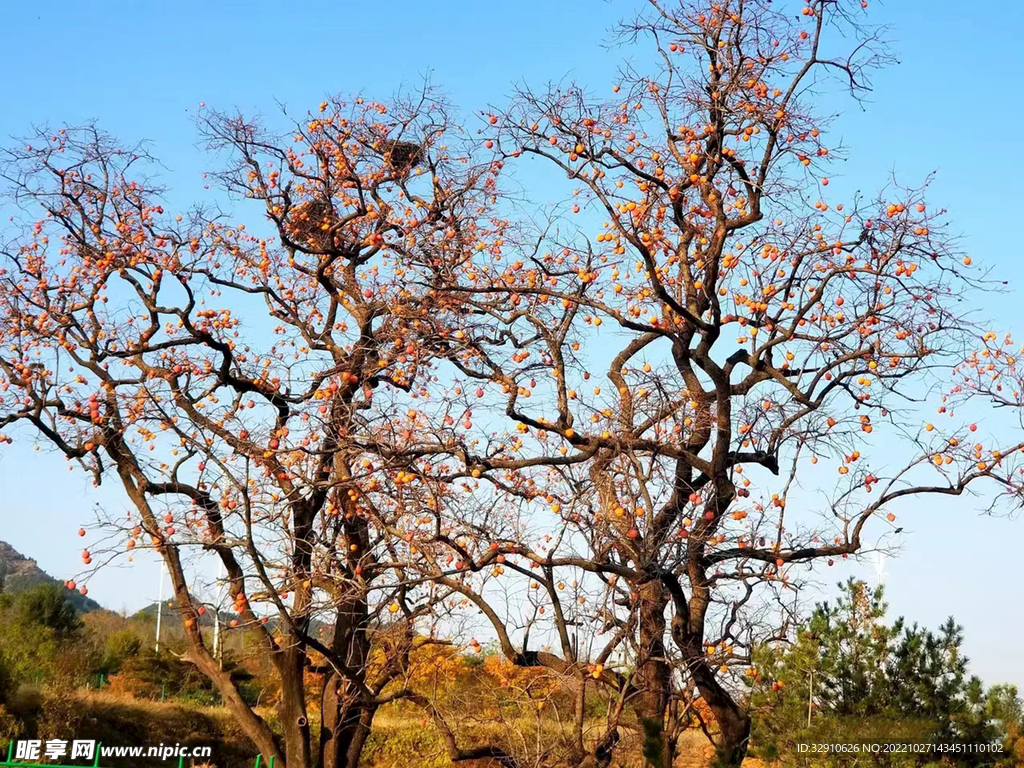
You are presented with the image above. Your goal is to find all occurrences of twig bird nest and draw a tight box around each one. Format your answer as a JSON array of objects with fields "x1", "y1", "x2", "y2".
[
  {"x1": 381, "y1": 140, "x2": 422, "y2": 171},
  {"x1": 286, "y1": 198, "x2": 338, "y2": 250}
]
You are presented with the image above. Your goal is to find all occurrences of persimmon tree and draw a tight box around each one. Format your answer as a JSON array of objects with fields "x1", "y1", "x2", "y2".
[
  {"x1": 0, "y1": 95, "x2": 506, "y2": 768},
  {"x1": 377, "y1": 1, "x2": 1024, "y2": 765},
  {"x1": 4, "y1": 5, "x2": 1024, "y2": 768}
]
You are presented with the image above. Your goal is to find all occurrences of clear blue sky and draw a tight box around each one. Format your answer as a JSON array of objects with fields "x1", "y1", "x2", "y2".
[{"x1": 1, "y1": 0, "x2": 1023, "y2": 689}]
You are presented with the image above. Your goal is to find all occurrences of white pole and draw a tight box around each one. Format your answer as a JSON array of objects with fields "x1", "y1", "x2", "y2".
[
  {"x1": 213, "y1": 606, "x2": 221, "y2": 664},
  {"x1": 155, "y1": 562, "x2": 164, "y2": 653},
  {"x1": 807, "y1": 669, "x2": 813, "y2": 728},
  {"x1": 213, "y1": 562, "x2": 225, "y2": 668}
]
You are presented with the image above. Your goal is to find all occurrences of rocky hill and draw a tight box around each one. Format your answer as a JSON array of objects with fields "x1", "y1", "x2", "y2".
[{"x1": 0, "y1": 539, "x2": 103, "y2": 612}]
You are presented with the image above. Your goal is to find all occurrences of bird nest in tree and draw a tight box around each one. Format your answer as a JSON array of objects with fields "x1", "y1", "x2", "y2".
[
  {"x1": 380, "y1": 139, "x2": 422, "y2": 172},
  {"x1": 286, "y1": 199, "x2": 339, "y2": 251}
]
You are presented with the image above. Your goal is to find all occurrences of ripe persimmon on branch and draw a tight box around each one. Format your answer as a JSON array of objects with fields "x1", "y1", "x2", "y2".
[
  {"x1": 375, "y1": 1, "x2": 1024, "y2": 766},
  {"x1": 0, "y1": 93, "x2": 508, "y2": 768}
]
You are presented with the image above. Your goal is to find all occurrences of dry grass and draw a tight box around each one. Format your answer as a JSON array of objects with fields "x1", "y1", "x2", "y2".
[
  {"x1": 60, "y1": 692, "x2": 766, "y2": 768},
  {"x1": 71, "y1": 690, "x2": 255, "y2": 768},
  {"x1": 366, "y1": 707, "x2": 755, "y2": 768}
]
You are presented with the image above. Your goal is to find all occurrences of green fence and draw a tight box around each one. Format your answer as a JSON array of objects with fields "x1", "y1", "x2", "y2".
[
  {"x1": 1, "y1": 743, "x2": 106, "y2": 768},
  {"x1": 0, "y1": 743, "x2": 274, "y2": 768}
]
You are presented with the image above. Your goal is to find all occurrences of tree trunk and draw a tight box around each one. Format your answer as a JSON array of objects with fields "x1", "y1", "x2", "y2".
[
  {"x1": 320, "y1": 584, "x2": 374, "y2": 768},
  {"x1": 320, "y1": 673, "x2": 377, "y2": 768},
  {"x1": 320, "y1": 671, "x2": 343, "y2": 768},
  {"x1": 342, "y1": 702, "x2": 377, "y2": 768},
  {"x1": 672, "y1": 614, "x2": 750, "y2": 768},
  {"x1": 696, "y1": 677, "x2": 750, "y2": 768},
  {"x1": 635, "y1": 581, "x2": 673, "y2": 768},
  {"x1": 709, "y1": 707, "x2": 751, "y2": 768},
  {"x1": 277, "y1": 645, "x2": 313, "y2": 768},
  {"x1": 192, "y1": 649, "x2": 284, "y2": 766}
]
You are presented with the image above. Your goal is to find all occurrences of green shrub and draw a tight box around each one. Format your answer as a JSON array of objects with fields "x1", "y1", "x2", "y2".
[
  {"x1": 101, "y1": 628, "x2": 143, "y2": 675},
  {"x1": 0, "y1": 585, "x2": 92, "y2": 688}
]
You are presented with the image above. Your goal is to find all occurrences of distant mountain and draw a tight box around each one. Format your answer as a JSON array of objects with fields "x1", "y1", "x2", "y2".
[{"x1": 0, "y1": 539, "x2": 103, "y2": 613}]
